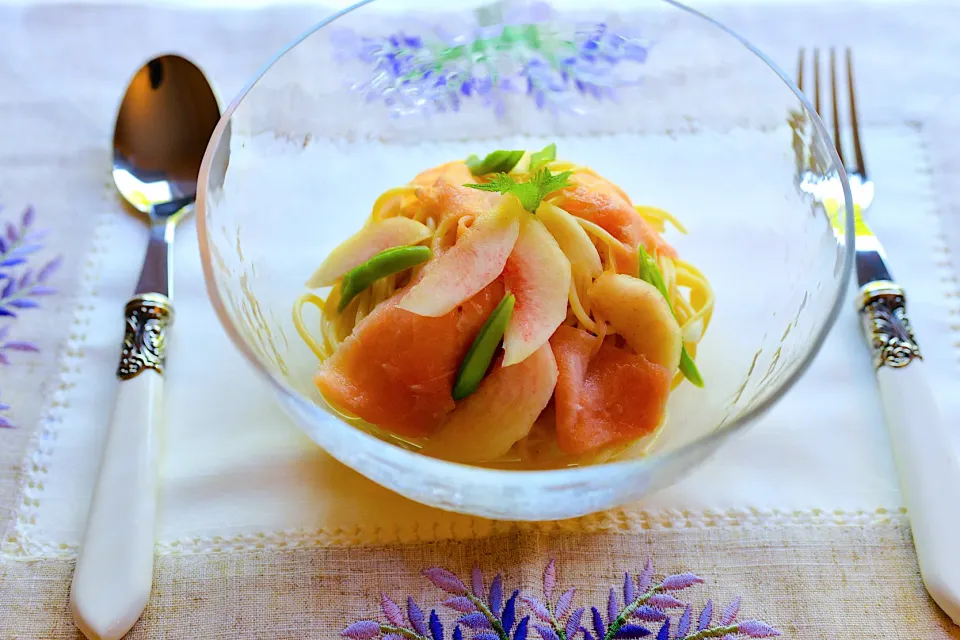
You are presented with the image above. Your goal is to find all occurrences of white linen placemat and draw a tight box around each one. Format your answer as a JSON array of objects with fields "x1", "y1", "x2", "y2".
[{"x1": 5, "y1": 122, "x2": 957, "y2": 558}]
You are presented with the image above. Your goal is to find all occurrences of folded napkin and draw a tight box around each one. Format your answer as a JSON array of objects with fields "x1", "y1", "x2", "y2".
[{"x1": 7, "y1": 123, "x2": 958, "y2": 558}]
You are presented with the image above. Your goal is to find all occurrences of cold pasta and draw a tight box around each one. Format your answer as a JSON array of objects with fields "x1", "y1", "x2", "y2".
[{"x1": 293, "y1": 145, "x2": 713, "y2": 468}]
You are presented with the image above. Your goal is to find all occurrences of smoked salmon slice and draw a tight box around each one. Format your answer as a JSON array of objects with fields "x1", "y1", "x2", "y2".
[
  {"x1": 416, "y1": 181, "x2": 501, "y2": 246},
  {"x1": 314, "y1": 281, "x2": 505, "y2": 437},
  {"x1": 550, "y1": 325, "x2": 671, "y2": 455},
  {"x1": 411, "y1": 161, "x2": 474, "y2": 188},
  {"x1": 413, "y1": 161, "x2": 498, "y2": 228}
]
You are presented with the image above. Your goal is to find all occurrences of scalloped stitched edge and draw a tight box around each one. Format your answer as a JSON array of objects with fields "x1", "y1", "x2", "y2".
[
  {"x1": 255, "y1": 118, "x2": 942, "y2": 158},
  {"x1": 256, "y1": 120, "x2": 794, "y2": 149},
  {"x1": 7, "y1": 507, "x2": 910, "y2": 559},
  {"x1": 915, "y1": 123, "x2": 960, "y2": 366},
  {"x1": 1, "y1": 210, "x2": 116, "y2": 559},
  {"x1": 155, "y1": 506, "x2": 911, "y2": 556}
]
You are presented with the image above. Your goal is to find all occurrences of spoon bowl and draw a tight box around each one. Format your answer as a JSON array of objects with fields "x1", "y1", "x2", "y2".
[{"x1": 113, "y1": 55, "x2": 220, "y2": 220}]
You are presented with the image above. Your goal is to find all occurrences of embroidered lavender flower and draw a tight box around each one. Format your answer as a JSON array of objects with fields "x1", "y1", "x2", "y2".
[
  {"x1": 343, "y1": 561, "x2": 778, "y2": 640},
  {"x1": 553, "y1": 560, "x2": 775, "y2": 640},
  {"x1": 331, "y1": 2, "x2": 649, "y2": 117},
  {"x1": 0, "y1": 325, "x2": 39, "y2": 366},
  {"x1": 521, "y1": 559, "x2": 584, "y2": 640},
  {"x1": 0, "y1": 204, "x2": 60, "y2": 429},
  {"x1": 0, "y1": 392, "x2": 11, "y2": 429},
  {"x1": 343, "y1": 568, "x2": 529, "y2": 640},
  {"x1": 0, "y1": 206, "x2": 58, "y2": 318}
]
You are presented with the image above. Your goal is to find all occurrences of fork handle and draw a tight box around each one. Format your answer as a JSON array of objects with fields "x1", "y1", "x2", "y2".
[
  {"x1": 860, "y1": 285, "x2": 960, "y2": 625},
  {"x1": 878, "y1": 363, "x2": 960, "y2": 625}
]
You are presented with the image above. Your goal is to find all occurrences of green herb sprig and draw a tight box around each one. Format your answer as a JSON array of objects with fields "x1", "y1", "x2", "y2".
[{"x1": 465, "y1": 167, "x2": 571, "y2": 213}]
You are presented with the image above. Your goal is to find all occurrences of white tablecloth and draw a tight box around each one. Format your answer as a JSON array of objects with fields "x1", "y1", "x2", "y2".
[{"x1": 1, "y1": 1, "x2": 959, "y2": 638}]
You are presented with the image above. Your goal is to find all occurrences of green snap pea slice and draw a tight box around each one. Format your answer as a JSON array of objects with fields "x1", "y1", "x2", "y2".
[
  {"x1": 529, "y1": 143, "x2": 557, "y2": 172},
  {"x1": 452, "y1": 292, "x2": 516, "y2": 400},
  {"x1": 337, "y1": 245, "x2": 432, "y2": 312},
  {"x1": 678, "y1": 347, "x2": 703, "y2": 388},
  {"x1": 637, "y1": 244, "x2": 704, "y2": 388},
  {"x1": 466, "y1": 149, "x2": 525, "y2": 176}
]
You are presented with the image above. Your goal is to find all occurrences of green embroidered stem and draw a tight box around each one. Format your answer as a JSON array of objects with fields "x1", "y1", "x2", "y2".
[
  {"x1": 679, "y1": 624, "x2": 739, "y2": 640},
  {"x1": 546, "y1": 604, "x2": 567, "y2": 640},
  {"x1": 552, "y1": 622, "x2": 568, "y2": 640},
  {"x1": 603, "y1": 586, "x2": 664, "y2": 640},
  {"x1": 380, "y1": 624, "x2": 429, "y2": 640},
  {"x1": 402, "y1": 25, "x2": 577, "y2": 87},
  {"x1": 467, "y1": 593, "x2": 509, "y2": 640}
]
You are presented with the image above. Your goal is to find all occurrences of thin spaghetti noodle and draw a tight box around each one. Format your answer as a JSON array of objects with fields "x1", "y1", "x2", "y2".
[
  {"x1": 370, "y1": 185, "x2": 418, "y2": 221},
  {"x1": 568, "y1": 276, "x2": 596, "y2": 333}
]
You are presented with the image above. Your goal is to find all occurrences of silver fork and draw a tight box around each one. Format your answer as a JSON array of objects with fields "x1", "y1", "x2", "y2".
[{"x1": 799, "y1": 47, "x2": 960, "y2": 625}]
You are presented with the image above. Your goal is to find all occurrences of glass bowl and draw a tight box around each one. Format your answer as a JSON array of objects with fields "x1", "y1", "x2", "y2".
[{"x1": 196, "y1": 0, "x2": 854, "y2": 520}]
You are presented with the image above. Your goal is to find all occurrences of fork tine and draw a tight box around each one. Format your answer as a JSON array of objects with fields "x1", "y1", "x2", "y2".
[
  {"x1": 797, "y1": 47, "x2": 805, "y2": 93},
  {"x1": 846, "y1": 48, "x2": 867, "y2": 177},
  {"x1": 793, "y1": 48, "x2": 807, "y2": 174},
  {"x1": 829, "y1": 47, "x2": 845, "y2": 166},
  {"x1": 813, "y1": 47, "x2": 822, "y2": 116}
]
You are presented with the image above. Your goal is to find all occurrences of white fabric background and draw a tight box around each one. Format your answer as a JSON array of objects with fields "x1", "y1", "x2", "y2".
[{"x1": 2, "y1": 0, "x2": 959, "y2": 558}]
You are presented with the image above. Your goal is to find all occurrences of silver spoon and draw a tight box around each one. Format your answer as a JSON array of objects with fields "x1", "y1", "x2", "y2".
[{"x1": 70, "y1": 55, "x2": 219, "y2": 640}]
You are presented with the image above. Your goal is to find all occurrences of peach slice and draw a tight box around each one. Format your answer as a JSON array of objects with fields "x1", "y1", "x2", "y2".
[
  {"x1": 306, "y1": 217, "x2": 431, "y2": 288},
  {"x1": 423, "y1": 344, "x2": 558, "y2": 463},
  {"x1": 536, "y1": 201, "x2": 602, "y2": 279},
  {"x1": 588, "y1": 273, "x2": 682, "y2": 375},
  {"x1": 502, "y1": 211, "x2": 572, "y2": 366},
  {"x1": 400, "y1": 194, "x2": 520, "y2": 317}
]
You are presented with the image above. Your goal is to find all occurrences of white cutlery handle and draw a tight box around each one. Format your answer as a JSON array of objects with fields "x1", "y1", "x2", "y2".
[
  {"x1": 878, "y1": 361, "x2": 960, "y2": 625},
  {"x1": 860, "y1": 284, "x2": 960, "y2": 625},
  {"x1": 71, "y1": 294, "x2": 173, "y2": 640}
]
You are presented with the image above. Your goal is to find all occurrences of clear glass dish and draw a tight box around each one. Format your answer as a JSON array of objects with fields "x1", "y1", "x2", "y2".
[{"x1": 196, "y1": 0, "x2": 854, "y2": 520}]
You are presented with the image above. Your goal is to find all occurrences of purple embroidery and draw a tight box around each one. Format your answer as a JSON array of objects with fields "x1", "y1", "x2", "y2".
[
  {"x1": 556, "y1": 589, "x2": 576, "y2": 621},
  {"x1": 660, "y1": 574, "x2": 703, "y2": 592},
  {"x1": 719, "y1": 598, "x2": 740, "y2": 626},
  {"x1": 0, "y1": 204, "x2": 60, "y2": 428},
  {"x1": 383, "y1": 594, "x2": 407, "y2": 626},
  {"x1": 696, "y1": 601, "x2": 713, "y2": 633},
  {"x1": 543, "y1": 560, "x2": 557, "y2": 601},
  {"x1": 343, "y1": 561, "x2": 780, "y2": 640},
  {"x1": 425, "y1": 568, "x2": 471, "y2": 595},
  {"x1": 331, "y1": 2, "x2": 649, "y2": 117}
]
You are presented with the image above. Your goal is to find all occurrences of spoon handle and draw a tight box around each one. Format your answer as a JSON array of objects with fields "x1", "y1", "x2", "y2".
[{"x1": 70, "y1": 293, "x2": 173, "y2": 640}]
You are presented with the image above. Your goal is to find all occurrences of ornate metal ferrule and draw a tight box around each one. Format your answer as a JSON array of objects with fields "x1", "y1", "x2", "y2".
[
  {"x1": 117, "y1": 293, "x2": 174, "y2": 380},
  {"x1": 857, "y1": 280, "x2": 921, "y2": 369}
]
